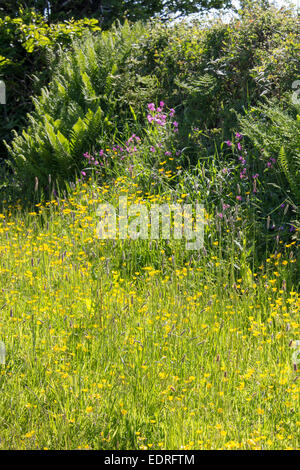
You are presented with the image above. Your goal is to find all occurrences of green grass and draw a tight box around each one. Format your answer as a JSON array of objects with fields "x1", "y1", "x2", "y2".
[{"x1": 0, "y1": 176, "x2": 299, "y2": 450}]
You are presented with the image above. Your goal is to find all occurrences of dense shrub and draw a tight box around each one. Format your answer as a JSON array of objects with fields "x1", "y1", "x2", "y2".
[
  {"x1": 239, "y1": 99, "x2": 300, "y2": 205},
  {"x1": 5, "y1": 2, "x2": 300, "y2": 193},
  {"x1": 5, "y1": 21, "x2": 149, "y2": 191},
  {"x1": 0, "y1": 8, "x2": 100, "y2": 160}
]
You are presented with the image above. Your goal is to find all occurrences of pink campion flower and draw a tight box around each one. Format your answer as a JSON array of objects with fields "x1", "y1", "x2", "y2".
[
  {"x1": 236, "y1": 195, "x2": 242, "y2": 201},
  {"x1": 226, "y1": 140, "x2": 232, "y2": 146},
  {"x1": 94, "y1": 160, "x2": 99, "y2": 165},
  {"x1": 173, "y1": 121, "x2": 178, "y2": 128},
  {"x1": 237, "y1": 142, "x2": 242, "y2": 151},
  {"x1": 99, "y1": 150, "x2": 104, "y2": 156},
  {"x1": 81, "y1": 171, "x2": 86, "y2": 177},
  {"x1": 160, "y1": 101, "x2": 165, "y2": 108},
  {"x1": 218, "y1": 213, "x2": 223, "y2": 218},
  {"x1": 150, "y1": 146, "x2": 155, "y2": 152},
  {"x1": 240, "y1": 168, "x2": 247, "y2": 179},
  {"x1": 148, "y1": 103, "x2": 155, "y2": 111},
  {"x1": 147, "y1": 114, "x2": 154, "y2": 123},
  {"x1": 223, "y1": 203, "x2": 230, "y2": 210},
  {"x1": 169, "y1": 108, "x2": 175, "y2": 117}
]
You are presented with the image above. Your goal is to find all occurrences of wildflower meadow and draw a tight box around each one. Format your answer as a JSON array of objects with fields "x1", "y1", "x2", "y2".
[{"x1": 0, "y1": 0, "x2": 299, "y2": 452}]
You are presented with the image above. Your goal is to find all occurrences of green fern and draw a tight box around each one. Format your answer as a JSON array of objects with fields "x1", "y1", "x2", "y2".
[
  {"x1": 239, "y1": 99, "x2": 300, "y2": 204},
  {"x1": 5, "y1": 21, "x2": 149, "y2": 192}
]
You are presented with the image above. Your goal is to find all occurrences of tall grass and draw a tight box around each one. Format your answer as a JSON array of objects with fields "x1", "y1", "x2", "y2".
[{"x1": 0, "y1": 164, "x2": 299, "y2": 449}]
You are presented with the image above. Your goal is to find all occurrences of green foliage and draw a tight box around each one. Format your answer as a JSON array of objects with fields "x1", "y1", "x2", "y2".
[
  {"x1": 5, "y1": 21, "x2": 149, "y2": 189},
  {"x1": 5, "y1": 2, "x2": 300, "y2": 200},
  {"x1": 132, "y1": 2, "x2": 299, "y2": 157},
  {"x1": 1, "y1": 0, "x2": 232, "y2": 27},
  {"x1": 239, "y1": 100, "x2": 300, "y2": 205},
  {"x1": 0, "y1": 8, "x2": 100, "y2": 160}
]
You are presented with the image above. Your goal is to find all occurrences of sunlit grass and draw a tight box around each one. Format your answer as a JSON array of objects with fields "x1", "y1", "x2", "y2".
[{"x1": 0, "y1": 176, "x2": 299, "y2": 450}]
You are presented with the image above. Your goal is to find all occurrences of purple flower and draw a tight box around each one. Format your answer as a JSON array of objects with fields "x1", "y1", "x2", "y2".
[
  {"x1": 147, "y1": 114, "x2": 154, "y2": 123},
  {"x1": 173, "y1": 121, "x2": 178, "y2": 128},
  {"x1": 81, "y1": 171, "x2": 86, "y2": 177},
  {"x1": 240, "y1": 168, "x2": 247, "y2": 179},
  {"x1": 160, "y1": 101, "x2": 165, "y2": 108},
  {"x1": 148, "y1": 103, "x2": 155, "y2": 112},
  {"x1": 150, "y1": 146, "x2": 155, "y2": 152},
  {"x1": 236, "y1": 196, "x2": 242, "y2": 201},
  {"x1": 169, "y1": 108, "x2": 175, "y2": 117}
]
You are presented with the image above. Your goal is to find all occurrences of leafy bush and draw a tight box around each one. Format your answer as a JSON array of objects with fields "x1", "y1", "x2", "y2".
[
  {"x1": 0, "y1": 8, "x2": 100, "y2": 160},
  {"x1": 239, "y1": 99, "x2": 300, "y2": 205},
  {"x1": 125, "y1": 2, "x2": 299, "y2": 157},
  {"x1": 5, "y1": 21, "x2": 150, "y2": 191},
  {"x1": 5, "y1": 2, "x2": 300, "y2": 195}
]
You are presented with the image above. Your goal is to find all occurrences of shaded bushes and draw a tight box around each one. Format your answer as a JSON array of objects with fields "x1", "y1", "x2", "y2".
[{"x1": 0, "y1": 8, "x2": 100, "y2": 160}]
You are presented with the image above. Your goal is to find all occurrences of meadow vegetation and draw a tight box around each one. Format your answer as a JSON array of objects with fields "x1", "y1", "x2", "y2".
[{"x1": 0, "y1": 1, "x2": 299, "y2": 449}]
